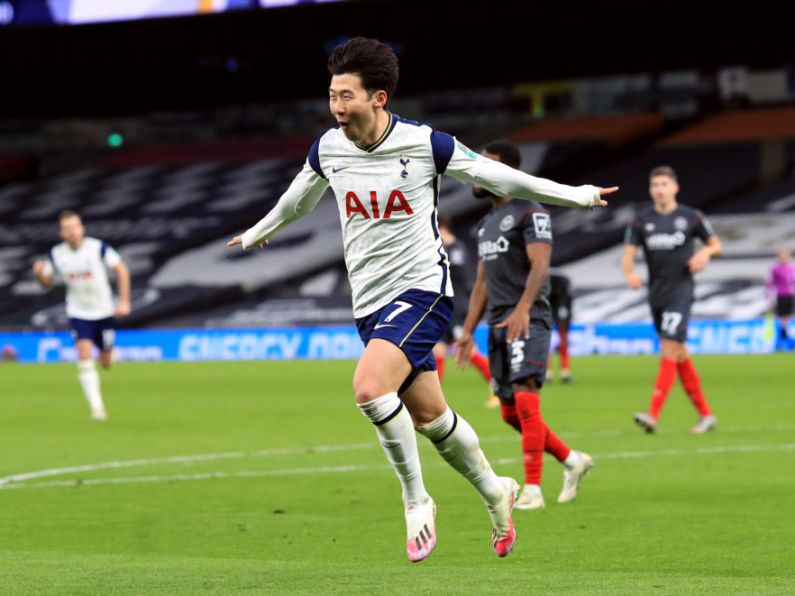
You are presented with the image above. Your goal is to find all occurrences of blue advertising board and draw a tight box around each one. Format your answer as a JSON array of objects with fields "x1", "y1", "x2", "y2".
[{"x1": 0, "y1": 319, "x2": 789, "y2": 364}]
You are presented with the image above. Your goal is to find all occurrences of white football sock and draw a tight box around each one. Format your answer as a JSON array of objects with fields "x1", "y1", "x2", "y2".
[
  {"x1": 417, "y1": 408, "x2": 504, "y2": 506},
  {"x1": 564, "y1": 450, "x2": 582, "y2": 470},
  {"x1": 523, "y1": 483, "x2": 542, "y2": 495},
  {"x1": 77, "y1": 359, "x2": 104, "y2": 412},
  {"x1": 357, "y1": 392, "x2": 428, "y2": 506}
]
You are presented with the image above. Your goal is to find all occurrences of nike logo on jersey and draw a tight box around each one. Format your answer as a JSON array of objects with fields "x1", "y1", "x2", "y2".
[
  {"x1": 332, "y1": 166, "x2": 347, "y2": 173},
  {"x1": 373, "y1": 323, "x2": 396, "y2": 330}
]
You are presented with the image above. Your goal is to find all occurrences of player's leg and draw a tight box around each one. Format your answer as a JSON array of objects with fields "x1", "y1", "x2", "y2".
[
  {"x1": 634, "y1": 307, "x2": 677, "y2": 433},
  {"x1": 558, "y1": 318, "x2": 572, "y2": 383},
  {"x1": 504, "y1": 322, "x2": 550, "y2": 509},
  {"x1": 97, "y1": 319, "x2": 116, "y2": 369},
  {"x1": 511, "y1": 376, "x2": 547, "y2": 510},
  {"x1": 70, "y1": 319, "x2": 107, "y2": 421},
  {"x1": 550, "y1": 421, "x2": 593, "y2": 504},
  {"x1": 511, "y1": 383, "x2": 592, "y2": 507},
  {"x1": 556, "y1": 296, "x2": 572, "y2": 383},
  {"x1": 404, "y1": 370, "x2": 519, "y2": 557},
  {"x1": 353, "y1": 338, "x2": 434, "y2": 561},
  {"x1": 674, "y1": 345, "x2": 717, "y2": 433},
  {"x1": 489, "y1": 329, "x2": 521, "y2": 431},
  {"x1": 655, "y1": 300, "x2": 717, "y2": 433}
]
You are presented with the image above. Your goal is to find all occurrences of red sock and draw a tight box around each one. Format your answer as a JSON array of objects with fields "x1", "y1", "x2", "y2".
[
  {"x1": 677, "y1": 358, "x2": 712, "y2": 416},
  {"x1": 435, "y1": 355, "x2": 445, "y2": 381},
  {"x1": 500, "y1": 403, "x2": 522, "y2": 432},
  {"x1": 558, "y1": 336, "x2": 570, "y2": 372},
  {"x1": 649, "y1": 358, "x2": 677, "y2": 419},
  {"x1": 544, "y1": 424, "x2": 571, "y2": 462},
  {"x1": 514, "y1": 391, "x2": 544, "y2": 485},
  {"x1": 469, "y1": 350, "x2": 491, "y2": 382}
]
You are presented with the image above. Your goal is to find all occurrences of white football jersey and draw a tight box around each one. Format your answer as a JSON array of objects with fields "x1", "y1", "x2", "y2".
[
  {"x1": 241, "y1": 112, "x2": 600, "y2": 318},
  {"x1": 42, "y1": 237, "x2": 121, "y2": 320}
]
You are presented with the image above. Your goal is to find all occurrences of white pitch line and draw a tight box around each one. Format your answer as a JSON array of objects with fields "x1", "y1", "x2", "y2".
[
  {"x1": 0, "y1": 464, "x2": 382, "y2": 491},
  {"x1": 0, "y1": 443, "x2": 374, "y2": 486},
  {"x1": 2, "y1": 423, "x2": 795, "y2": 487},
  {"x1": 2, "y1": 443, "x2": 794, "y2": 492}
]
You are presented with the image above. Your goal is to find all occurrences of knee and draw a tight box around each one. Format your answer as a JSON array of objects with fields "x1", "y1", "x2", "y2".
[
  {"x1": 352, "y1": 376, "x2": 386, "y2": 405},
  {"x1": 512, "y1": 379, "x2": 538, "y2": 394}
]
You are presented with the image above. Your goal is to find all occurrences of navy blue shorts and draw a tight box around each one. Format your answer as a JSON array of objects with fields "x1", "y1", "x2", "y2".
[
  {"x1": 69, "y1": 317, "x2": 116, "y2": 352},
  {"x1": 355, "y1": 289, "x2": 453, "y2": 394}
]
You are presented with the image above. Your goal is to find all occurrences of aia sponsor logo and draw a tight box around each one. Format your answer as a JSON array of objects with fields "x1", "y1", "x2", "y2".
[{"x1": 345, "y1": 190, "x2": 414, "y2": 219}]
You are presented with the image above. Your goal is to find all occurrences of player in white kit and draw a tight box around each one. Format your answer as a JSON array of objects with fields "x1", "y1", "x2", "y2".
[
  {"x1": 33, "y1": 210, "x2": 131, "y2": 421},
  {"x1": 228, "y1": 38, "x2": 617, "y2": 562}
]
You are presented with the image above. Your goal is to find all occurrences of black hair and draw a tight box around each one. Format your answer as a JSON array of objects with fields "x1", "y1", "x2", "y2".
[
  {"x1": 328, "y1": 37, "x2": 399, "y2": 101},
  {"x1": 484, "y1": 140, "x2": 522, "y2": 170}
]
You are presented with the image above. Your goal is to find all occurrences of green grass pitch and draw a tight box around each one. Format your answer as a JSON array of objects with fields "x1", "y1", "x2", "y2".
[{"x1": 1, "y1": 355, "x2": 793, "y2": 594}]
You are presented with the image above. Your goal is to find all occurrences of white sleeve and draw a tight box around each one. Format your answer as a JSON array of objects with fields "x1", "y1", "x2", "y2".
[
  {"x1": 240, "y1": 162, "x2": 329, "y2": 250},
  {"x1": 102, "y1": 244, "x2": 122, "y2": 268},
  {"x1": 443, "y1": 138, "x2": 601, "y2": 208}
]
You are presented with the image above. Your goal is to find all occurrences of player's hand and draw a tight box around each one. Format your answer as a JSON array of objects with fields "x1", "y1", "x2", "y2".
[
  {"x1": 591, "y1": 186, "x2": 618, "y2": 208},
  {"x1": 688, "y1": 250, "x2": 710, "y2": 273},
  {"x1": 626, "y1": 272, "x2": 643, "y2": 290},
  {"x1": 227, "y1": 235, "x2": 268, "y2": 250},
  {"x1": 32, "y1": 260, "x2": 46, "y2": 275},
  {"x1": 496, "y1": 309, "x2": 530, "y2": 343},
  {"x1": 115, "y1": 301, "x2": 131, "y2": 318},
  {"x1": 455, "y1": 332, "x2": 475, "y2": 369}
]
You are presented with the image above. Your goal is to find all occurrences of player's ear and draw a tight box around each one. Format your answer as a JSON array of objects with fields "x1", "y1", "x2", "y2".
[{"x1": 372, "y1": 90, "x2": 388, "y2": 109}]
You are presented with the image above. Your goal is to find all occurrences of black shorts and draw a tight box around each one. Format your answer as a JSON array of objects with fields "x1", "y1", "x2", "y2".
[
  {"x1": 487, "y1": 318, "x2": 551, "y2": 402},
  {"x1": 651, "y1": 295, "x2": 692, "y2": 343},
  {"x1": 776, "y1": 295, "x2": 794, "y2": 317}
]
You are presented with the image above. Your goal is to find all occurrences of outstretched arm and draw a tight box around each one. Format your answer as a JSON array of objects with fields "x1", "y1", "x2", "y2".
[
  {"x1": 228, "y1": 162, "x2": 329, "y2": 249},
  {"x1": 438, "y1": 135, "x2": 617, "y2": 208}
]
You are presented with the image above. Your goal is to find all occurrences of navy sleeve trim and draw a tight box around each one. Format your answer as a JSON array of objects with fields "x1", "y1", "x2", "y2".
[
  {"x1": 308, "y1": 136, "x2": 326, "y2": 179},
  {"x1": 48, "y1": 248, "x2": 55, "y2": 264},
  {"x1": 430, "y1": 130, "x2": 455, "y2": 175},
  {"x1": 100, "y1": 241, "x2": 108, "y2": 258}
]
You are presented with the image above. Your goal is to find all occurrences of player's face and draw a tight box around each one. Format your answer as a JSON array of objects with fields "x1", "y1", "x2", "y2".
[
  {"x1": 649, "y1": 175, "x2": 679, "y2": 207},
  {"x1": 780, "y1": 249, "x2": 791, "y2": 262},
  {"x1": 329, "y1": 74, "x2": 381, "y2": 143},
  {"x1": 60, "y1": 216, "x2": 85, "y2": 248}
]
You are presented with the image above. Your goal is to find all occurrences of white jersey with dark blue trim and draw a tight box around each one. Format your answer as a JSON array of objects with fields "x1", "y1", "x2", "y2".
[
  {"x1": 241, "y1": 112, "x2": 602, "y2": 318},
  {"x1": 41, "y1": 237, "x2": 121, "y2": 320}
]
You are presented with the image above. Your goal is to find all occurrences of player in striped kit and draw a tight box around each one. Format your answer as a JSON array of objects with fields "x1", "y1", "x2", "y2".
[
  {"x1": 228, "y1": 37, "x2": 616, "y2": 562},
  {"x1": 33, "y1": 210, "x2": 131, "y2": 421}
]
